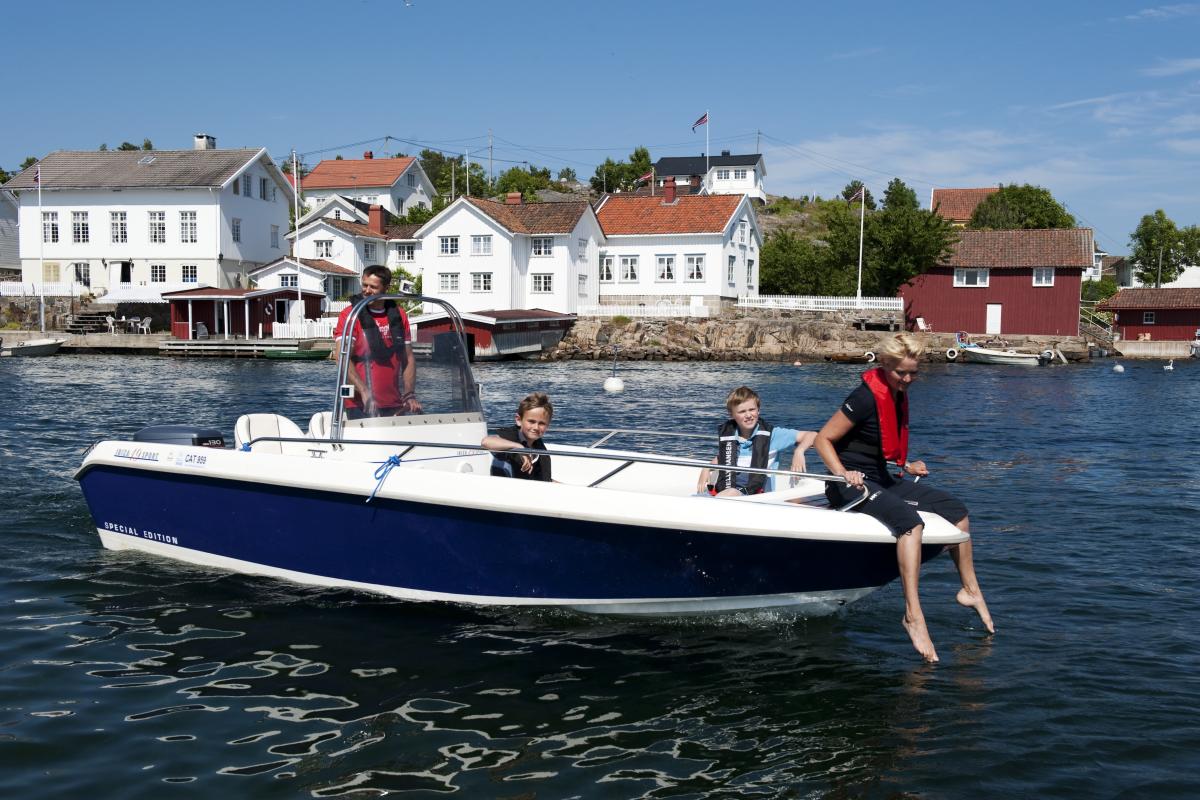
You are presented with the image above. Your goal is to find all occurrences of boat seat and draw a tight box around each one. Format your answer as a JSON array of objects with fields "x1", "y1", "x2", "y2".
[
  {"x1": 308, "y1": 411, "x2": 332, "y2": 439},
  {"x1": 234, "y1": 414, "x2": 307, "y2": 455}
]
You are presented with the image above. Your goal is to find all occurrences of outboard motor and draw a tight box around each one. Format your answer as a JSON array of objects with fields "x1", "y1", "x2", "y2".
[{"x1": 133, "y1": 425, "x2": 225, "y2": 448}]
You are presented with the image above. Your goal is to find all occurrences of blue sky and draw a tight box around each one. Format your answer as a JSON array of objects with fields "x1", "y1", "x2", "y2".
[{"x1": 4, "y1": 0, "x2": 1199, "y2": 252}]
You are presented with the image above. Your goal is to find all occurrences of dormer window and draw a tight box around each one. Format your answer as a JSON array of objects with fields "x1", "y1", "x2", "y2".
[{"x1": 716, "y1": 169, "x2": 730, "y2": 180}]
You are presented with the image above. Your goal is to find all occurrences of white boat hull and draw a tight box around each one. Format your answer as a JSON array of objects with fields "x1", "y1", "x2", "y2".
[{"x1": 959, "y1": 346, "x2": 1045, "y2": 366}]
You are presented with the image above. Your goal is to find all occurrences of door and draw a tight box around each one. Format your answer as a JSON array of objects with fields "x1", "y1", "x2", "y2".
[
  {"x1": 274, "y1": 299, "x2": 289, "y2": 322},
  {"x1": 986, "y1": 304, "x2": 1002, "y2": 335},
  {"x1": 120, "y1": 262, "x2": 132, "y2": 283}
]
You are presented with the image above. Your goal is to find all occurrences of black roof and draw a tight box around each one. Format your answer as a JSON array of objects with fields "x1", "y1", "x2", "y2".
[{"x1": 653, "y1": 153, "x2": 764, "y2": 176}]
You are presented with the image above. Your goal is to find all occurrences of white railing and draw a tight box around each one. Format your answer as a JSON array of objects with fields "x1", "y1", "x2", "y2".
[
  {"x1": 738, "y1": 294, "x2": 904, "y2": 312},
  {"x1": 272, "y1": 319, "x2": 335, "y2": 339},
  {"x1": 0, "y1": 281, "x2": 89, "y2": 297},
  {"x1": 579, "y1": 303, "x2": 712, "y2": 319},
  {"x1": 325, "y1": 300, "x2": 350, "y2": 314}
]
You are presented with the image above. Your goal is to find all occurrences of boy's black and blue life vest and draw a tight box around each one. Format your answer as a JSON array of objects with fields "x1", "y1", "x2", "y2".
[{"x1": 714, "y1": 419, "x2": 774, "y2": 494}]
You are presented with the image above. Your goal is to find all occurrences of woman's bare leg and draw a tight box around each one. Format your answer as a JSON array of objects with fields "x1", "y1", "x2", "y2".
[
  {"x1": 898, "y1": 524, "x2": 938, "y2": 662},
  {"x1": 948, "y1": 516, "x2": 994, "y2": 633}
]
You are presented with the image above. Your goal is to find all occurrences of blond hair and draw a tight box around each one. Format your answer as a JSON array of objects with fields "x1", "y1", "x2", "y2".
[
  {"x1": 878, "y1": 333, "x2": 926, "y2": 366},
  {"x1": 516, "y1": 392, "x2": 553, "y2": 420},
  {"x1": 724, "y1": 386, "x2": 761, "y2": 413}
]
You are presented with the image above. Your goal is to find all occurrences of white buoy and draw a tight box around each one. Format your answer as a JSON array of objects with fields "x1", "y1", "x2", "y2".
[
  {"x1": 1164, "y1": 359, "x2": 1174, "y2": 371},
  {"x1": 1112, "y1": 363, "x2": 1125, "y2": 373},
  {"x1": 603, "y1": 375, "x2": 625, "y2": 393}
]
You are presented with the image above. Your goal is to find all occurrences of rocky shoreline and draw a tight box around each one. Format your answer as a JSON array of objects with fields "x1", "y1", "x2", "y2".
[{"x1": 546, "y1": 310, "x2": 1091, "y2": 363}]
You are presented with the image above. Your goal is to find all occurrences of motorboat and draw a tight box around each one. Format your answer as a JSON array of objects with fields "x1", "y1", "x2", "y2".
[
  {"x1": 0, "y1": 336, "x2": 67, "y2": 357},
  {"x1": 74, "y1": 296, "x2": 968, "y2": 616},
  {"x1": 949, "y1": 332, "x2": 1051, "y2": 366}
]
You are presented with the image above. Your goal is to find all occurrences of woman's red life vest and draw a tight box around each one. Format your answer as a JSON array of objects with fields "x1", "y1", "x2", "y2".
[{"x1": 861, "y1": 367, "x2": 908, "y2": 473}]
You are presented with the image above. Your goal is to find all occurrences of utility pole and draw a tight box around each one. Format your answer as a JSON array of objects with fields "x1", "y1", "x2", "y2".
[
  {"x1": 756, "y1": 129, "x2": 761, "y2": 154},
  {"x1": 465, "y1": 150, "x2": 470, "y2": 197},
  {"x1": 451, "y1": 160, "x2": 456, "y2": 201},
  {"x1": 488, "y1": 129, "x2": 493, "y2": 190},
  {"x1": 1157, "y1": 244, "x2": 1164, "y2": 288}
]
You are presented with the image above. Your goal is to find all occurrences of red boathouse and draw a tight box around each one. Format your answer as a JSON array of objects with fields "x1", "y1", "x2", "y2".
[
  {"x1": 1098, "y1": 288, "x2": 1200, "y2": 342},
  {"x1": 162, "y1": 287, "x2": 323, "y2": 339}
]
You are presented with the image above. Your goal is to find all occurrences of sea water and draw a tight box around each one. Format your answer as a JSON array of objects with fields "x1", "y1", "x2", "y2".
[{"x1": 1, "y1": 355, "x2": 1197, "y2": 798}]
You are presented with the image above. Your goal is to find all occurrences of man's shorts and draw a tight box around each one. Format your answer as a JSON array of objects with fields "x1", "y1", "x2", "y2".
[{"x1": 825, "y1": 479, "x2": 968, "y2": 536}]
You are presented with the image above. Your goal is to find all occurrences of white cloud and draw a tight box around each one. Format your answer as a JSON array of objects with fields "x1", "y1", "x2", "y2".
[
  {"x1": 1163, "y1": 137, "x2": 1200, "y2": 153},
  {"x1": 1142, "y1": 57, "x2": 1200, "y2": 77},
  {"x1": 1120, "y1": 4, "x2": 1200, "y2": 21}
]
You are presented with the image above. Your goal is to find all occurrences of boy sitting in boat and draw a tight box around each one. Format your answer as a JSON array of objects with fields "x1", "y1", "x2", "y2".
[
  {"x1": 699, "y1": 386, "x2": 817, "y2": 496},
  {"x1": 482, "y1": 393, "x2": 553, "y2": 482}
]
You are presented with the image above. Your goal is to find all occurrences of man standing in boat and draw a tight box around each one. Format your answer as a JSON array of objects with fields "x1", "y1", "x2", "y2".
[{"x1": 333, "y1": 265, "x2": 422, "y2": 418}]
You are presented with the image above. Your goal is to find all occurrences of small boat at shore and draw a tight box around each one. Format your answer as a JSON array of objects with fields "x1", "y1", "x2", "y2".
[
  {"x1": 950, "y1": 332, "x2": 1051, "y2": 366},
  {"x1": 0, "y1": 337, "x2": 67, "y2": 357},
  {"x1": 74, "y1": 297, "x2": 967, "y2": 616},
  {"x1": 263, "y1": 348, "x2": 331, "y2": 360}
]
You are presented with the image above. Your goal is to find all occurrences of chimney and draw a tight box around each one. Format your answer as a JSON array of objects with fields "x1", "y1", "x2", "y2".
[
  {"x1": 505, "y1": 192, "x2": 523, "y2": 205},
  {"x1": 363, "y1": 150, "x2": 374, "y2": 159},
  {"x1": 193, "y1": 133, "x2": 216, "y2": 150},
  {"x1": 663, "y1": 177, "x2": 677, "y2": 204},
  {"x1": 720, "y1": 149, "x2": 731, "y2": 156},
  {"x1": 368, "y1": 204, "x2": 386, "y2": 235}
]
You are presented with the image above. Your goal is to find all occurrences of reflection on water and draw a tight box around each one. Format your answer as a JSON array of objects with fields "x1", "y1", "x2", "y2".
[{"x1": 2, "y1": 355, "x2": 1199, "y2": 797}]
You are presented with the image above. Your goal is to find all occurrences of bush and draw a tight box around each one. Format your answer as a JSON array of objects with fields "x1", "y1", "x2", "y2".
[{"x1": 611, "y1": 315, "x2": 631, "y2": 326}]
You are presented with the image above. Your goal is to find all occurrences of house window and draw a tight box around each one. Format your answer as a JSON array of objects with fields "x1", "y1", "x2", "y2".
[
  {"x1": 440, "y1": 236, "x2": 459, "y2": 255},
  {"x1": 180, "y1": 211, "x2": 197, "y2": 243},
  {"x1": 72, "y1": 211, "x2": 89, "y2": 243},
  {"x1": 333, "y1": 209, "x2": 342, "y2": 220},
  {"x1": 397, "y1": 243, "x2": 415, "y2": 261},
  {"x1": 149, "y1": 211, "x2": 166, "y2": 243},
  {"x1": 954, "y1": 268, "x2": 990, "y2": 287},
  {"x1": 315, "y1": 240, "x2": 332, "y2": 258},
  {"x1": 72, "y1": 262, "x2": 90, "y2": 287},
  {"x1": 364, "y1": 241, "x2": 377, "y2": 261},
  {"x1": 532, "y1": 237, "x2": 553, "y2": 256},
  {"x1": 734, "y1": 169, "x2": 748, "y2": 180},
  {"x1": 620, "y1": 255, "x2": 639, "y2": 282},
  {"x1": 260, "y1": 177, "x2": 269, "y2": 200},
  {"x1": 407, "y1": 172, "x2": 416, "y2": 187},
  {"x1": 42, "y1": 212, "x2": 58, "y2": 243},
  {"x1": 471, "y1": 272, "x2": 492, "y2": 292},
  {"x1": 438, "y1": 273, "x2": 459, "y2": 292},
  {"x1": 182, "y1": 265, "x2": 198, "y2": 283},
  {"x1": 471, "y1": 235, "x2": 492, "y2": 255},
  {"x1": 1033, "y1": 267, "x2": 1055, "y2": 286},
  {"x1": 716, "y1": 169, "x2": 730, "y2": 180},
  {"x1": 231, "y1": 218, "x2": 242, "y2": 243},
  {"x1": 578, "y1": 274, "x2": 587, "y2": 296},
  {"x1": 599, "y1": 254, "x2": 614, "y2": 282},
  {"x1": 151, "y1": 264, "x2": 166, "y2": 283},
  {"x1": 739, "y1": 220, "x2": 747, "y2": 243},
  {"x1": 577, "y1": 238, "x2": 588, "y2": 263},
  {"x1": 532, "y1": 273, "x2": 553, "y2": 293},
  {"x1": 685, "y1": 254, "x2": 705, "y2": 281},
  {"x1": 656, "y1": 255, "x2": 675, "y2": 281},
  {"x1": 727, "y1": 255, "x2": 736, "y2": 283},
  {"x1": 1144, "y1": 311, "x2": 1156, "y2": 325},
  {"x1": 747, "y1": 259, "x2": 755, "y2": 286},
  {"x1": 42, "y1": 262, "x2": 60, "y2": 282},
  {"x1": 280, "y1": 274, "x2": 298, "y2": 287},
  {"x1": 109, "y1": 211, "x2": 127, "y2": 243},
  {"x1": 242, "y1": 175, "x2": 252, "y2": 196},
  {"x1": 271, "y1": 225, "x2": 280, "y2": 249}
]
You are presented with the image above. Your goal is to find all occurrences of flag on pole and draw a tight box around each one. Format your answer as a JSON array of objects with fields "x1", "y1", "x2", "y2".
[
  {"x1": 849, "y1": 186, "x2": 864, "y2": 202},
  {"x1": 635, "y1": 169, "x2": 654, "y2": 184},
  {"x1": 692, "y1": 112, "x2": 709, "y2": 132},
  {"x1": 33, "y1": 166, "x2": 40, "y2": 185}
]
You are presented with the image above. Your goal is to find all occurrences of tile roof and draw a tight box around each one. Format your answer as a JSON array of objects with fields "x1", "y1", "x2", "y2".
[
  {"x1": 1097, "y1": 288, "x2": 1200, "y2": 310},
  {"x1": 325, "y1": 218, "x2": 387, "y2": 239},
  {"x1": 389, "y1": 223, "x2": 422, "y2": 240},
  {"x1": 595, "y1": 194, "x2": 742, "y2": 235},
  {"x1": 3, "y1": 149, "x2": 264, "y2": 189},
  {"x1": 302, "y1": 157, "x2": 415, "y2": 189},
  {"x1": 298, "y1": 258, "x2": 357, "y2": 276},
  {"x1": 465, "y1": 197, "x2": 590, "y2": 234},
  {"x1": 942, "y1": 228, "x2": 1094, "y2": 269},
  {"x1": 931, "y1": 187, "x2": 999, "y2": 222}
]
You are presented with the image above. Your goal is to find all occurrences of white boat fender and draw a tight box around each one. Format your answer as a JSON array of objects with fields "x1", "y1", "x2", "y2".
[
  {"x1": 864, "y1": 351, "x2": 876, "y2": 362},
  {"x1": 603, "y1": 376, "x2": 625, "y2": 393},
  {"x1": 946, "y1": 348, "x2": 958, "y2": 360}
]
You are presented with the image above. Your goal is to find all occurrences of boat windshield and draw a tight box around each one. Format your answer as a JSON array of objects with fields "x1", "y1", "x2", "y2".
[{"x1": 330, "y1": 294, "x2": 481, "y2": 438}]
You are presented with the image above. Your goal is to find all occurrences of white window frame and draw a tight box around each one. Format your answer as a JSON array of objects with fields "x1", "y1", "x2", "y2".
[
  {"x1": 656, "y1": 255, "x2": 676, "y2": 282},
  {"x1": 954, "y1": 267, "x2": 990, "y2": 287},
  {"x1": 180, "y1": 211, "x2": 197, "y2": 243},
  {"x1": 599, "y1": 254, "x2": 614, "y2": 282},
  {"x1": 363, "y1": 241, "x2": 377, "y2": 262},
  {"x1": 439, "y1": 236, "x2": 459, "y2": 255},
  {"x1": 727, "y1": 255, "x2": 736, "y2": 284},
  {"x1": 1033, "y1": 267, "x2": 1055, "y2": 286},
  {"x1": 685, "y1": 254, "x2": 705, "y2": 281},
  {"x1": 734, "y1": 168, "x2": 748, "y2": 180},
  {"x1": 150, "y1": 264, "x2": 166, "y2": 283},
  {"x1": 280, "y1": 274, "x2": 298, "y2": 288},
  {"x1": 471, "y1": 235, "x2": 492, "y2": 256},
  {"x1": 747, "y1": 259, "x2": 755, "y2": 286},
  {"x1": 42, "y1": 211, "x2": 58, "y2": 243},
  {"x1": 72, "y1": 262, "x2": 90, "y2": 287},
  {"x1": 110, "y1": 211, "x2": 127, "y2": 244},
  {"x1": 270, "y1": 225, "x2": 280, "y2": 249},
  {"x1": 577, "y1": 238, "x2": 588, "y2": 264},
  {"x1": 716, "y1": 169, "x2": 730, "y2": 180},
  {"x1": 577, "y1": 273, "x2": 587, "y2": 296},
  {"x1": 438, "y1": 272, "x2": 459, "y2": 292},
  {"x1": 620, "y1": 255, "x2": 639, "y2": 282},
  {"x1": 231, "y1": 217, "x2": 241, "y2": 243},
  {"x1": 181, "y1": 265, "x2": 198, "y2": 283},
  {"x1": 532, "y1": 273, "x2": 553, "y2": 293},
  {"x1": 315, "y1": 239, "x2": 333, "y2": 258},
  {"x1": 72, "y1": 211, "x2": 89, "y2": 243},
  {"x1": 471, "y1": 272, "x2": 492, "y2": 292},
  {"x1": 532, "y1": 237, "x2": 553, "y2": 256},
  {"x1": 1143, "y1": 311, "x2": 1156, "y2": 325},
  {"x1": 397, "y1": 243, "x2": 415, "y2": 262},
  {"x1": 242, "y1": 175, "x2": 252, "y2": 197},
  {"x1": 407, "y1": 172, "x2": 417, "y2": 187},
  {"x1": 260, "y1": 177, "x2": 269, "y2": 200},
  {"x1": 149, "y1": 211, "x2": 166, "y2": 244}
]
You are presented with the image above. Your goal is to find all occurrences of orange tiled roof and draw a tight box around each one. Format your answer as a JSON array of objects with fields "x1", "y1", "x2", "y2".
[
  {"x1": 465, "y1": 197, "x2": 590, "y2": 234},
  {"x1": 931, "y1": 187, "x2": 999, "y2": 222},
  {"x1": 1098, "y1": 288, "x2": 1200, "y2": 310},
  {"x1": 595, "y1": 194, "x2": 742, "y2": 235},
  {"x1": 942, "y1": 229, "x2": 1094, "y2": 268},
  {"x1": 302, "y1": 157, "x2": 416, "y2": 189}
]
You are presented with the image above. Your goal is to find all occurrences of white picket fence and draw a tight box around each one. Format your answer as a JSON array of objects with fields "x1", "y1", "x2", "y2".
[
  {"x1": 272, "y1": 319, "x2": 335, "y2": 339},
  {"x1": 0, "y1": 281, "x2": 90, "y2": 297},
  {"x1": 738, "y1": 294, "x2": 903, "y2": 312},
  {"x1": 578, "y1": 303, "x2": 712, "y2": 319}
]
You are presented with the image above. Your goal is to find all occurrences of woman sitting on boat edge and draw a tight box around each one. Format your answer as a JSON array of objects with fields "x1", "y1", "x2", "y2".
[{"x1": 815, "y1": 333, "x2": 994, "y2": 663}]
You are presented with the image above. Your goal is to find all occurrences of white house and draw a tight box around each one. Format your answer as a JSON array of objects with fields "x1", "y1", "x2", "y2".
[
  {"x1": 4, "y1": 135, "x2": 293, "y2": 300},
  {"x1": 299, "y1": 153, "x2": 434, "y2": 217},
  {"x1": 249, "y1": 256, "x2": 358, "y2": 308},
  {"x1": 0, "y1": 189, "x2": 18, "y2": 277},
  {"x1": 652, "y1": 152, "x2": 767, "y2": 203},
  {"x1": 292, "y1": 201, "x2": 422, "y2": 296},
  {"x1": 594, "y1": 180, "x2": 763, "y2": 311},
  {"x1": 413, "y1": 194, "x2": 604, "y2": 315}
]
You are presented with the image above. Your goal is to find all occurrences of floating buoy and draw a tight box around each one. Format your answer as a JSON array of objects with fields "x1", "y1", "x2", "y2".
[
  {"x1": 864, "y1": 351, "x2": 876, "y2": 362},
  {"x1": 946, "y1": 348, "x2": 958, "y2": 360},
  {"x1": 603, "y1": 376, "x2": 625, "y2": 393},
  {"x1": 1112, "y1": 363, "x2": 1125, "y2": 373}
]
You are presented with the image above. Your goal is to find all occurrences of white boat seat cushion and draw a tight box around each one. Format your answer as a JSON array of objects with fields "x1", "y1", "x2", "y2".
[
  {"x1": 235, "y1": 414, "x2": 306, "y2": 455},
  {"x1": 308, "y1": 411, "x2": 332, "y2": 439}
]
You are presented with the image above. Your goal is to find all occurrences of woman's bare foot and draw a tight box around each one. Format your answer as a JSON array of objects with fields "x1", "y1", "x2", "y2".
[
  {"x1": 956, "y1": 587, "x2": 995, "y2": 634},
  {"x1": 902, "y1": 614, "x2": 939, "y2": 662}
]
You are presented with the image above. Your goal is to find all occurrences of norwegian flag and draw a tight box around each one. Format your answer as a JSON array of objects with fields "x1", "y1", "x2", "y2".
[
  {"x1": 635, "y1": 169, "x2": 654, "y2": 184},
  {"x1": 33, "y1": 166, "x2": 40, "y2": 185},
  {"x1": 691, "y1": 112, "x2": 708, "y2": 132},
  {"x1": 848, "y1": 185, "x2": 865, "y2": 202}
]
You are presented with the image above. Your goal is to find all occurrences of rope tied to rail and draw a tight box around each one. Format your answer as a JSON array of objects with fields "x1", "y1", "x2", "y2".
[{"x1": 367, "y1": 454, "x2": 403, "y2": 503}]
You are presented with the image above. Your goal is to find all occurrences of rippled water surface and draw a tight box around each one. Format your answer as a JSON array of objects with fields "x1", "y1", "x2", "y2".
[{"x1": 2, "y1": 355, "x2": 1198, "y2": 798}]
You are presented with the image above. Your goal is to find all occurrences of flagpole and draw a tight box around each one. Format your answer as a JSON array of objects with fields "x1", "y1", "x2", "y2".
[
  {"x1": 37, "y1": 165, "x2": 45, "y2": 333},
  {"x1": 856, "y1": 185, "x2": 865, "y2": 308},
  {"x1": 705, "y1": 109, "x2": 710, "y2": 178},
  {"x1": 293, "y1": 149, "x2": 302, "y2": 332}
]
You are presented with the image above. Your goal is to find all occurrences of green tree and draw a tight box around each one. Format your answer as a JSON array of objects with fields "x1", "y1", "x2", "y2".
[
  {"x1": 494, "y1": 165, "x2": 552, "y2": 200},
  {"x1": 841, "y1": 180, "x2": 876, "y2": 210},
  {"x1": 589, "y1": 147, "x2": 652, "y2": 194},
  {"x1": 142, "y1": 138, "x2": 154, "y2": 151},
  {"x1": 556, "y1": 167, "x2": 577, "y2": 183},
  {"x1": 98, "y1": 143, "x2": 108, "y2": 151},
  {"x1": 20, "y1": 156, "x2": 38, "y2": 170},
  {"x1": 116, "y1": 142, "x2": 140, "y2": 151},
  {"x1": 1081, "y1": 277, "x2": 1119, "y2": 303},
  {"x1": 1128, "y1": 209, "x2": 1200, "y2": 286},
  {"x1": 881, "y1": 177, "x2": 919, "y2": 211},
  {"x1": 865, "y1": 182, "x2": 958, "y2": 295},
  {"x1": 0, "y1": 166, "x2": 9, "y2": 184},
  {"x1": 968, "y1": 183, "x2": 1075, "y2": 229}
]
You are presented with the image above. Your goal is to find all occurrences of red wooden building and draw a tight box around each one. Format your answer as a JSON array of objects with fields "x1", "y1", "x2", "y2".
[
  {"x1": 412, "y1": 308, "x2": 575, "y2": 360},
  {"x1": 162, "y1": 287, "x2": 323, "y2": 340},
  {"x1": 1098, "y1": 288, "x2": 1200, "y2": 342},
  {"x1": 900, "y1": 228, "x2": 1092, "y2": 336}
]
